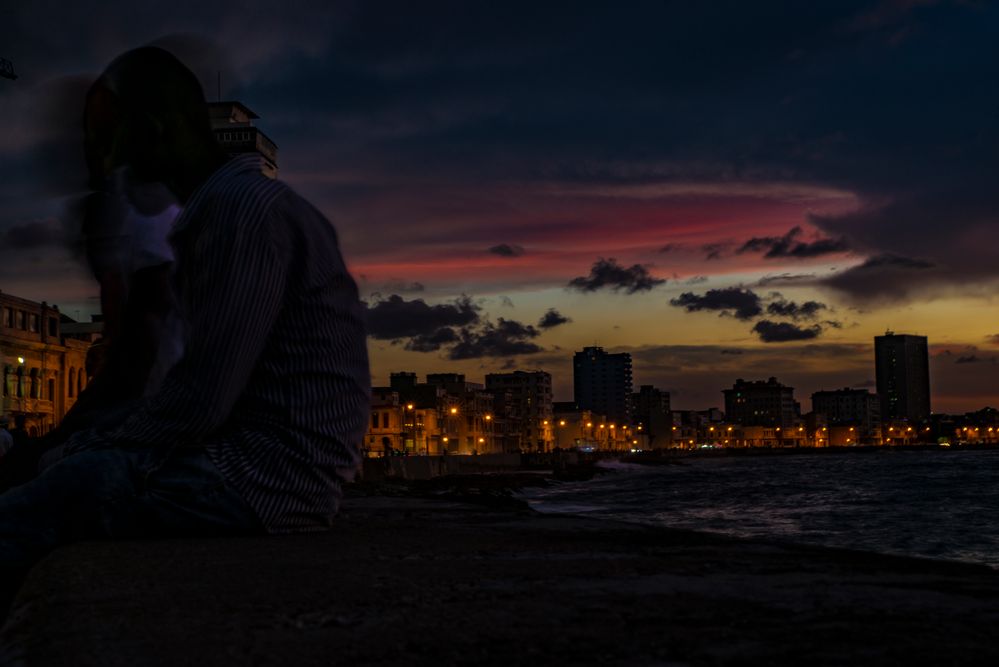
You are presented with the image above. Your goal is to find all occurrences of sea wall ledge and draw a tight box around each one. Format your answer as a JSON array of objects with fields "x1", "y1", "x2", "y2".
[{"x1": 2, "y1": 496, "x2": 998, "y2": 666}]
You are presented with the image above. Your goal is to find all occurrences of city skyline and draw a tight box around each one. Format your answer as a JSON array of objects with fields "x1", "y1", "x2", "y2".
[{"x1": 2, "y1": 2, "x2": 997, "y2": 413}]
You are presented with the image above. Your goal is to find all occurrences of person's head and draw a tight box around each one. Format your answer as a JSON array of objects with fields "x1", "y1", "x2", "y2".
[{"x1": 84, "y1": 47, "x2": 225, "y2": 194}]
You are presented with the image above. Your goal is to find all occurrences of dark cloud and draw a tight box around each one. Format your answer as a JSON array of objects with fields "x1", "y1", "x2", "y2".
[
  {"x1": 607, "y1": 342, "x2": 873, "y2": 409},
  {"x1": 739, "y1": 226, "x2": 849, "y2": 259},
  {"x1": 815, "y1": 188, "x2": 998, "y2": 303},
  {"x1": 448, "y1": 318, "x2": 542, "y2": 359},
  {"x1": 701, "y1": 243, "x2": 731, "y2": 261},
  {"x1": 821, "y1": 253, "x2": 935, "y2": 302},
  {"x1": 404, "y1": 327, "x2": 459, "y2": 352},
  {"x1": 567, "y1": 257, "x2": 665, "y2": 294},
  {"x1": 378, "y1": 278, "x2": 425, "y2": 293},
  {"x1": 658, "y1": 243, "x2": 682, "y2": 253},
  {"x1": 499, "y1": 295, "x2": 515, "y2": 308},
  {"x1": 684, "y1": 275, "x2": 708, "y2": 285},
  {"x1": 364, "y1": 294, "x2": 544, "y2": 358},
  {"x1": 956, "y1": 355, "x2": 981, "y2": 364},
  {"x1": 756, "y1": 273, "x2": 817, "y2": 287},
  {"x1": 364, "y1": 295, "x2": 480, "y2": 340},
  {"x1": 669, "y1": 287, "x2": 762, "y2": 320},
  {"x1": 2, "y1": 219, "x2": 64, "y2": 249},
  {"x1": 4, "y1": 0, "x2": 999, "y2": 324},
  {"x1": 766, "y1": 298, "x2": 827, "y2": 321},
  {"x1": 752, "y1": 320, "x2": 822, "y2": 343},
  {"x1": 537, "y1": 308, "x2": 571, "y2": 329},
  {"x1": 487, "y1": 243, "x2": 525, "y2": 258}
]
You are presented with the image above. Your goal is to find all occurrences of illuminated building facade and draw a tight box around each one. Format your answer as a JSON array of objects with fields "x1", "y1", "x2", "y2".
[
  {"x1": 208, "y1": 101, "x2": 279, "y2": 178},
  {"x1": 812, "y1": 388, "x2": 881, "y2": 444},
  {"x1": 723, "y1": 377, "x2": 798, "y2": 428},
  {"x1": 485, "y1": 371, "x2": 553, "y2": 452},
  {"x1": 1, "y1": 291, "x2": 91, "y2": 435}
]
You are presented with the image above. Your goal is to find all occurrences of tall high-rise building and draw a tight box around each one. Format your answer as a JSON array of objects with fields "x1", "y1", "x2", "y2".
[
  {"x1": 723, "y1": 377, "x2": 797, "y2": 427},
  {"x1": 208, "y1": 101, "x2": 279, "y2": 178},
  {"x1": 572, "y1": 347, "x2": 633, "y2": 425},
  {"x1": 875, "y1": 332, "x2": 930, "y2": 423}
]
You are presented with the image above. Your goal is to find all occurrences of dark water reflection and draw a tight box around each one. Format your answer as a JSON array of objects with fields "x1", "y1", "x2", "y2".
[{"x1": 522, "y1": 450, "x2": 999, "y2": 566}]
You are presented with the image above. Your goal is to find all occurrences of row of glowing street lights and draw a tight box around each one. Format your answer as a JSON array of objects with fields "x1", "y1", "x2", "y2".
[{"x1": 402, "y1": 402, "x2": 647, "y2": 448}]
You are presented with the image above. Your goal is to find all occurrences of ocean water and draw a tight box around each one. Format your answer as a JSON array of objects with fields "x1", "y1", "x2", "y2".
[{"x1": 521, "y1": 450, "x2": 999, "y2": 567}]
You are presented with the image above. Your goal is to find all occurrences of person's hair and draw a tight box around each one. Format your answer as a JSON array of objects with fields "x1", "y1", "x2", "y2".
[{"x1": 86, "y1": 46, "x2": 216, "y2": 180}]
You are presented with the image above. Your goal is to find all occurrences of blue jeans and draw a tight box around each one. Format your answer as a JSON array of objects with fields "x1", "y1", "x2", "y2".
[{"x1": 0, "y1": 445, "x2": 261, "y2": 579}]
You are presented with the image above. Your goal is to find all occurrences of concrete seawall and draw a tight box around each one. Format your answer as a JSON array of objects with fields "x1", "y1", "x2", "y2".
[
  {"x1": 2, "y1": 496, "x2": 998, "y2": 666},
  {"x1": 361, "y1": 452, "x2": 585, "y2": 480}
]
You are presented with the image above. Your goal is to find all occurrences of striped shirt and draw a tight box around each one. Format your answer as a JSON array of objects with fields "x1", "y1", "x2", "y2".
[{"x1": 65, "y1": 155, "x2": 371, "y2": 533}]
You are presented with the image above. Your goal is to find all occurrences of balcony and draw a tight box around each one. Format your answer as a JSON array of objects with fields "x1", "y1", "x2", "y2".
[{"x1": 2, "y1": 397, "x2": 55, "y2": 415}]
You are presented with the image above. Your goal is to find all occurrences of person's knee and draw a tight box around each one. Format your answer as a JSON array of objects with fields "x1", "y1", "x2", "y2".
[{"x1": 35, "y1": 447, "x2": 138, "y2": 500}]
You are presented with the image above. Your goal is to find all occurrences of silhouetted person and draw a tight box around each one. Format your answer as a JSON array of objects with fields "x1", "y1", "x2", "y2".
[
  {"x1": 0, "y1": 46, "x2": 370, "y2": 611},
  {"x1": 0, "y1": 419, "x2": 12, "y2": 459}
]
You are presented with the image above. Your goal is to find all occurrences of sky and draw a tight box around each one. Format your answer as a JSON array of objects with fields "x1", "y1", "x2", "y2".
[{"x1": 2, "y1": 0, "x2": 998, "y2": 413}]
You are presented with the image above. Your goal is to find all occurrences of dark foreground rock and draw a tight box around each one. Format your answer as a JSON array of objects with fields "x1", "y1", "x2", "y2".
[{"x1": 2, "y1": 497, "x2": 999, "y2": 666}]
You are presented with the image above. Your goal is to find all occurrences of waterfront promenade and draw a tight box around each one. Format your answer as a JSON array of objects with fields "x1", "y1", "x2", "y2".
[{"x1": 2, "y1": 491, "x2": 998, "y2": 665}]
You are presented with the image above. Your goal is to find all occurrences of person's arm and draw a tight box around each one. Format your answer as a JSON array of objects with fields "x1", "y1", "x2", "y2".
[{"x1": 63, "y1": 197, "x2": 291, "y2": 453}]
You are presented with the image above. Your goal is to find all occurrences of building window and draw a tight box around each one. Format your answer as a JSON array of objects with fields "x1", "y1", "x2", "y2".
[
  {"x1": 382, "y1": 412, "x2": 389, "y2": 429},
  {"x1": 2, "y1": 308, "x2": 12, "y2": 328},
  {"x1": 28, "y1": 314, "x2": 39, "y2": 333},
  {"x1": 15, "y1": 310, "x2": 25, "y2": 330},
  {"x1": 48, "y1": 378, "x2": 56, "y2": 401},
  {"x1": 48, "y1": 318, "x2": 58, "y2": 337},
  {"x1": 371, "y1": 413, "x2": 378, "y2": 430}
]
